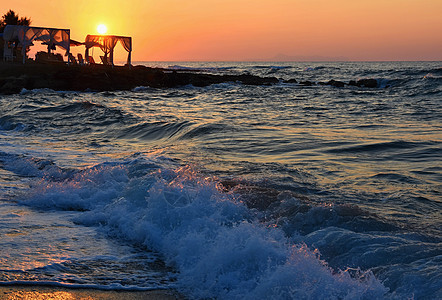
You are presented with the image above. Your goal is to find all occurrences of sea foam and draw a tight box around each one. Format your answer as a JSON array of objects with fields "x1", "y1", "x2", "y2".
[{"x1": 14, "y1": 156, "x2": 388, "y2": 299}]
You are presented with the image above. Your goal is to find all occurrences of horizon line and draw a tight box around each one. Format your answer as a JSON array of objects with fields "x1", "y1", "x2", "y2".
[{"x1": 129, "y1": 60, "x2": 442, "y2": 63}]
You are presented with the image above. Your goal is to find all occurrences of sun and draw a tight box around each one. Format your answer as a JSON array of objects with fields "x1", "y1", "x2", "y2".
[{"x1": 97, "y1": 24, "x2": 107, "y2": 35}]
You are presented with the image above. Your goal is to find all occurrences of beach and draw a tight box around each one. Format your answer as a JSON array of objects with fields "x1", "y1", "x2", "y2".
[{"x1": 0, "y1": 285, "x2": 181, "y2": 299}]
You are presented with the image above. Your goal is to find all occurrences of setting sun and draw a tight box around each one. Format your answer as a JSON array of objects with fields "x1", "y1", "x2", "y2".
[
  {"x1": 97, "y1": 24, "x2": 107, "y2": 35},
  {"x1": 2, "y1": 0, "x2": 442, "y2": 61},
  {"x1": 0, "y1": 1, "x2": 441, "y2": 299}
]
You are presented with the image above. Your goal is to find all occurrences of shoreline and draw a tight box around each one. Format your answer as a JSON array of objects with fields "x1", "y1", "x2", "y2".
[
  {"x1": 0, "y1": 61, "x2": 279, "y2": 95},
  {"x1": 0, "y1": 285, "x2": 182, "y2": 299},
  {"x1": 0, "y1": 61, "x2": 379, "y2": 95}
]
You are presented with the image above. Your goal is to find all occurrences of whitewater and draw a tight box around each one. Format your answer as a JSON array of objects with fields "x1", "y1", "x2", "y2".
[{"x1": 0, "y1": 61, "x2": 441, "y2": 299}]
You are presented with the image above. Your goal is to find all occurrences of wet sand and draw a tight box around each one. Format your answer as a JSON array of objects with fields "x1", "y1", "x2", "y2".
[{"x1": 0, "y1": 285, "x2": 182, "y2": 299}]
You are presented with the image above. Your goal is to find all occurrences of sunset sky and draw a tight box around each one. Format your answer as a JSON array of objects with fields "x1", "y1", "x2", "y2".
[{"x1": 3, "y1": 0, "x2": 442, "y2": 61}]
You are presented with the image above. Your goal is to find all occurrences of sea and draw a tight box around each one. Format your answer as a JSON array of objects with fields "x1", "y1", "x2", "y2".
[{"x1": 0, "y1": 61, "x2": 440, "y2": 299}]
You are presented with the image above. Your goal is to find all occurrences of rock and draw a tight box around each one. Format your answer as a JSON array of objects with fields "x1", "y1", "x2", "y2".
[
  {"x1": 0, "y1": 77, "x2": 25, "y2": 94},
  {"x1": 348, "y1": 80, "x2": 357, "y2": 86},
  {"x1": 0, "y1": 62, "x2": 383, "y2": 94},
  {"x1": 326, "y1": 79, "x2": 345, "y2": 88},
  {"x1": 356, "y1": 78, "x2": 378, "y2": 88},
  {"x1": 232, "y1": 73, "x2": 279, "y2": 85}
]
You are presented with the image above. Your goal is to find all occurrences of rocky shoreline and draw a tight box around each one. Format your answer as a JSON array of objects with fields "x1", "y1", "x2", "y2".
[{"x1": 0, "y1": 62, "x2": 379, "y2": 94}]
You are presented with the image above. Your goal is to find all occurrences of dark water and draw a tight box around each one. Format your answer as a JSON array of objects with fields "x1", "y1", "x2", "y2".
[{"x1": 0, "y1": 62, "x2": 441, "y2": 299}]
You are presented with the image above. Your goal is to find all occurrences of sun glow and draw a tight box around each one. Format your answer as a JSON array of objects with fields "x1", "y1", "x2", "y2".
[{"x1": 97, "y1": 24, "x2": 107, "y2": 35}]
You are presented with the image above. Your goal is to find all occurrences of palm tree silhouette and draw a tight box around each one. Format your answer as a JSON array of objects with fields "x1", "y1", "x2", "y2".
[
  {"x1": 0, "y1": 10, "x2": 32, "y2": 60},
  {"x1": 0, "y1": 9, "x2": 32, "y2": 33}
]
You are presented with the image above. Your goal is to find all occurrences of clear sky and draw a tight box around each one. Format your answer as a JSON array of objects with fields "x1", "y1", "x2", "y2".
[{"x1": 2, "y1": 0, "x2": 442, "y2": 61}]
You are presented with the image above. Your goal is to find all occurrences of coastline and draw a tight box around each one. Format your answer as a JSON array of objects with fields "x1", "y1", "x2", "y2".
[
  {"x1": 0, "y1": 285, "x2": 182, "y2": 299},
  {"x1": 0, "y1": 61, "x2": 440, "y2": 298},
  {"x1": 0, "y1": 61, "x2": 279, "y2": 95},
  {"x1": 0, "y1": 61, "x2": 379, "y2": 95}
]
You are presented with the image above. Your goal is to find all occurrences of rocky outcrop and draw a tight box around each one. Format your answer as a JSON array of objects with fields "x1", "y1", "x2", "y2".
[
  {"x1": 326, "y1": 79, "x2": 346, "y2": 88},
  {"x1": 0, "y1": 62, "x2": 380, "y2": 94},
  {"x1": 0, "y1": 63, "x2": 281, "y2": 94},
  {"x1": 284, "y1": 78, "x2": 379, "y2": 88},
  {"x1": 349, "y1": 78, "x2": 378, "y2": 88}
]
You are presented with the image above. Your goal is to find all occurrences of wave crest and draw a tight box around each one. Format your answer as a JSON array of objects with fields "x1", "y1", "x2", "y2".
[{"x1": 12, "y1": 158, "x2": 387, "y2": 298}]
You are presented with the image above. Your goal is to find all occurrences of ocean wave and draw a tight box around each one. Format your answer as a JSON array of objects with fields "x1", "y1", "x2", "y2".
[
  {"x1": 423, "y1": 72, "x2": 442, "y2": 80},
  {"x1": 115, "y1": 120, "x2": 193, "y2": 141},
  {"x1": 222, "y1": 183, "x2": 400, "y2": 234},
  {"x1": 132, "y1": 86, "x2": 155, "y2": 92},
  {"x1": 179, "y1": 123, "x2": 235, "y2": 140},
  {"x1": 7, "y1": 156, "x2": 387, "y2": 299},
  {"x1": 303, "y1": 227, "x2": 442, "y2": 299},
  {"x1": 0, "y1": 116, "x2": 29, "y2": 132},
  {"x1": 325, "y1": 141, "x2": 422, "y2": 154},
  {"x1": 167, "y1": 65, "x2": 204, "y2": 71},
  {"x1": 0, "y1": 152, "x2": 71, "y2": 181},
  {"x1": 33, "y1": 101, "x2": 104, "y2": 113},
  {"x1": 371, "y1": 173, "x2": 423, "y2": 184},
  {"x1": 20, "y1": 88, "x2": 58, "y2": 95},
  {"x1": 112, "y1": 121, "x2": 236, "y2": 142},
  {"x1": 19, "y1": 88, "x2": 80, "y2": 95},
  {"x1": 2, "y1": 61, "x2": 441, "y2": 298},
  {"x1": 19, "y1": 100, "x2": 130, "y2": 134},
  {"x1": 426, "y1": 67, "x2": 442, "y2": 75},
  {"x1": 303, "y1": 66, "x2": 327, "y2": 71},
  {"x1": 253, "y1": 66, "x2": 292, "y2": 70}
]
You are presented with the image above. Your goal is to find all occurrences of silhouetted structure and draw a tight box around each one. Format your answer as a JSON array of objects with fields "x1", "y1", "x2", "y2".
[
  {"x1": 3, "y1": 25, "x2": 70, "y2": 63},
  {"x1": 0, "y1": 10, "x2": 31, "y2": 60},
  {"x1": 85, "y1": 35, "x2": 132, "y2": 67}
]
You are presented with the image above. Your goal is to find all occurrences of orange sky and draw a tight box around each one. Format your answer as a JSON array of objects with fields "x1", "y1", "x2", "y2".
[{"x1": 3, "y1": 0, "x2": 442, "y2": 61}]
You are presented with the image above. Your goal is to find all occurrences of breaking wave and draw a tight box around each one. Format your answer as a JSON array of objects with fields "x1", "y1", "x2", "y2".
[{"x1": 3, "y1": 153, "x2": 388, "y2": 299}]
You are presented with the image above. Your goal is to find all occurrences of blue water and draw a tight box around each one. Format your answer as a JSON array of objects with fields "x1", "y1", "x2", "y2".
[{"x1": 0, "y1": 61, "x2": 441, "y2": 299}]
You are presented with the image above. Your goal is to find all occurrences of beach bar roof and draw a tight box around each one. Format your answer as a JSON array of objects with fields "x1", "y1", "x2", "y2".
[
  {"x1": 3, "y1": 25, "x2": 71, "y2": 64},
  {"x1": 85, "y1": 35, "x2": 132, "y2": 66}
]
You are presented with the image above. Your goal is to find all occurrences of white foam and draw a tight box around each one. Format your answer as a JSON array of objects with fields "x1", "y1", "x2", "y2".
[
  {"x1": 423, "y1": 72, "x2": 442, "y2": 79},
  {"x1": 132, "y1": 86, "x2": 152, "y2": 92},
  {"x1": 20, "y1": 88, "x2": 55, "y2": 95},
  {"x1": 18, "y1": 88, "x2": 80, "y2": 95},
  {"x1": 16, "y1": 160, "x2": 388, "y2": 299}
]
